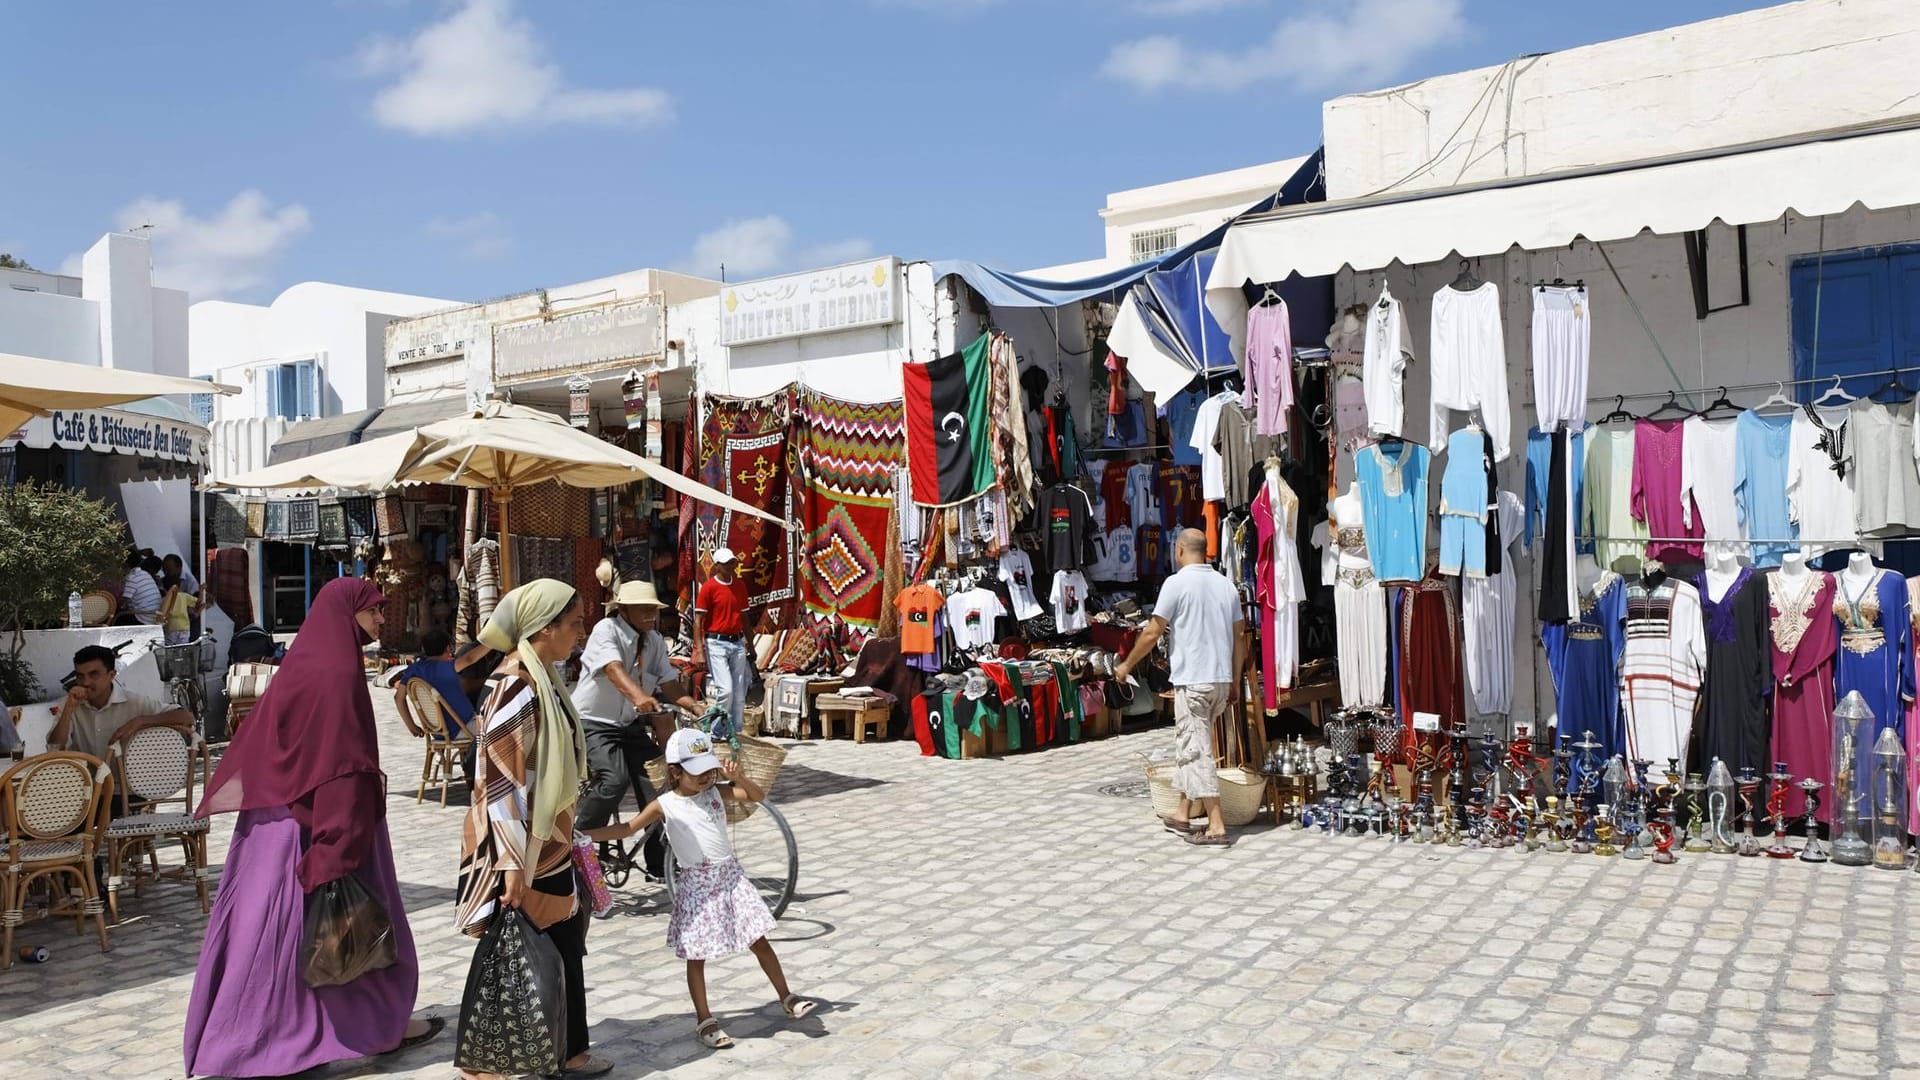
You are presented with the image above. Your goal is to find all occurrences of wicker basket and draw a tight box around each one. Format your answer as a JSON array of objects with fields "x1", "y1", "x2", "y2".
[
  {"x1": 1143, "y1": 760, "x2": 1263, "y2": 827},
  {"x1": 645, "y1": 732, "x2": 788, "y2": 824}
]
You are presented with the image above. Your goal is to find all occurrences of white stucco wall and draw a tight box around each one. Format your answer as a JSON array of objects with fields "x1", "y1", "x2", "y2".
[
  {"x1": 707, "y1": 261, "x2": 939, "y2": 402},
  {"x1": 1323, "y1": 0, "x2": 1920, "y2": 200},
  {"x1": 0, "y1": 234, "x2": 180, "y2": 378},
  {"x1": 1330, "y1": 202, "x2": 1920, "y2": 726},
  {"x1": 0, "y1": 287, "x2": 100, "y2": 364}
]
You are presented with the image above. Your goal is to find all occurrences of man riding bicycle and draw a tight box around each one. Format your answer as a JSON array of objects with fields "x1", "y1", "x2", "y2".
[{"x1": 572, "y1": 580, "x2": 700, "y2": 880}]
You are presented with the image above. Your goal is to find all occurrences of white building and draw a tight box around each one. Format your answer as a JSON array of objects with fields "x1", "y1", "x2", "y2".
[{"x1": 1204, "y1": 0, "x2": 1920, "y2": 725}]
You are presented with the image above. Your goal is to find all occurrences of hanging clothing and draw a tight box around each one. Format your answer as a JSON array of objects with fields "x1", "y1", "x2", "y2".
[
  {"x1": 1162, "y1": 385, "x2": 1208, "y2": 468},
  {"x1": 1037, "y1": 483, "x2": 1094, "y2": 576},
  {"x1": 1397, "y1": 574, "x2": 1464, "y2": 737},
  {"x1": 1481, "y1": 430, "x2": 1501, "y2": 576},
  {"x1": 1696, "y1": 567, "x2": 1772, "y2": 777},
  {"x1": 1463, "y1": 492, "x2": 1524, "y2": 715},
  {"x1": 1191, "y1": 390, "x2": 1241, "y2": 503},
  {"x1": 1679, "y1": 415, "x2": 1743, "y2": 559},
  {"x1": 1620, "y1": 576, "x2": 1707, "y2": 771},
  {"x1": 1362, "y1": 287, "x2": 1412, "y2": 439},
  {"x1": 1788, "y1": 404, "x2": 1859, "y2": 558},
  {"x1": 1243, "y1": 300, "x2": 1295, "y2": 439},
  {"x1": 1353, "y1": 440, "x2": 1431, "y2": 584},
  {"x1": 1908, "y1": 576, "x2": 1920, "y2": 833},
  {"x1": 1582, "y1": 423, "x2": 1646, "y2": 572},
  {"x1": 1212, "y1": 399, "x2": 1278, "y2": 509},
  {"x1": 1125, "y1": 462, "x2": 1162, "y2": 533},
  {"x1": 1531, "y1": 284, "x2": 1590, "y2": 433},
  {"x1": 1427, "y1": 282, "x2": 1510, "y2": 461},
  {"x1": 1313, "y1": 490, "x2": 1386, "y2": 707},
  {"x1": 992, "y1": 336, "x2": 1037, "y2": 520},
  {"x1": 1531, "y1": 426, "x2": 1586, "y2": 623},
  {"x1": 1847, "y1": 399, "x2": 1920, "y2": 537},
  {"x1": 1543, "y1": 568, "x2": 1627, "y2": 762},
  {"x1": 1252, "y1": 477, "x2": 1305, "y2": 704},
  {"x1": 1769, "y1": 569, "x2": 1836, "y2": 823},
  {"x1": 1630, "y1": 417, "x2": 1702, "y2": 564},
  {"x1": 1734, "y1": 409, "x2": 1798, "y2": 567},
  {"x1": 1526, "y1": 425, "x2": 1587, "y2": 552},
  {"x1": 1831, "y1": 567, "x2": 1913, "y2": 799},
  {"x1": 1437, "y1": 426, "x2": 1489, "y2": 578}
]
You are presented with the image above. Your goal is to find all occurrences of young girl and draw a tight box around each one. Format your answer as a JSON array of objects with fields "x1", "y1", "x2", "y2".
[
  {"x1": 586, "y1": 728, "x2": 814, "y2": 1048},
  {"x1": 160, "y1": 576, "x2": 198, "y2": 646}
]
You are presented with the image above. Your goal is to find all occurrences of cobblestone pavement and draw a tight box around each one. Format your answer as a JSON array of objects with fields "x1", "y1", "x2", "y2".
[{"x1": 3, "y1": 699, "x2": 1917, "y2": 1079}]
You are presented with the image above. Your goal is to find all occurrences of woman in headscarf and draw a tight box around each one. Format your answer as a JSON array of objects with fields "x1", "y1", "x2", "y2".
[
  {"x1": 185, "y1": 578, "x2": 438, "y2": 1078},
  {"x1": 453, "y1": 580, "x2": 612, "y2": 1079}
]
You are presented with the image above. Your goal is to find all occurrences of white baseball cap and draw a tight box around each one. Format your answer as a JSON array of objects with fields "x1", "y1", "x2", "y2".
[
  {"x1": 666, "y1": 728, "x2": 723, "y2": 775},
  {"x1": 711, "y1": 546, "x2": 737, "y2": 565}
]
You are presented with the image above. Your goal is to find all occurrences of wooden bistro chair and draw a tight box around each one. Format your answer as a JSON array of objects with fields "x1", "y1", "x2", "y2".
[
  {"x1": 2, "y1": 752, "x2": 113, "y2": 967},
  {"x1": 80, "y1": 590, "x2": 118, "y2": 627},
  {"x1": 404, "y1": 679, "x2": 473, "y2": 806},
  {"x1": 104, "y1": 726, "x2": 213, "y2": 921}
]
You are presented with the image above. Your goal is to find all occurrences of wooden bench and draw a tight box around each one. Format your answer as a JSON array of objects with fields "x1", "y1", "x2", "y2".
[{"x1": 814, "y1": 693, "x2": 887, "y2": 742}]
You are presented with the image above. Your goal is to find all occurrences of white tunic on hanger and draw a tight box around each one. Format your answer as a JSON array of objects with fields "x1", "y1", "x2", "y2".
[
  {"x1": 1530, "y1": 285, "x2": 1590, "y2": 434},
  {"x1": 1362, "y1": 287, "x2": 1412, "y2": 440},
  {"x1": 1428, "y1": 282, "x2": 1511, "y2": 461},
  {"x1": 1680, "y1": 415, "x2": 1743, "y2": 556},
  {"x1": 1786, "y1": 405, "x2": 1860, "y2": 558},
  {"x1": 1463, "y1": 491, "x2": 1525, "y2": 716}
]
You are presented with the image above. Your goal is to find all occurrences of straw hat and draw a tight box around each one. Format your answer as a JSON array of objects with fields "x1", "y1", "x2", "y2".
[{"x1": 611, "y1": 580, "x2": 664, "y2": 609}]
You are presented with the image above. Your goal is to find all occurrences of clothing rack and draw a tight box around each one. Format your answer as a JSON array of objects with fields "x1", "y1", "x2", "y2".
[
  {"x1": 1085, "y1": 444, "x2": 1173, "y2": 454},
  {"x1": 1574, "y1": 534, "x2": 1908, "y2": 545},
  {"x1": 1532, "y1": 364, "x2": 1920, "y2": 411}
]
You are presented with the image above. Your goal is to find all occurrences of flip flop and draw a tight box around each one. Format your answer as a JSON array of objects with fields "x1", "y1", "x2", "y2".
[
  {"x1": 782, "y1": 994, "x2": 817, "y2": 1019},
  {"x1": 696, "y1": 1018, "x2": 734, "y2": 1049},
  {"x1": 1184, "y1": 831, "x2": 1234, "y2": 847}
]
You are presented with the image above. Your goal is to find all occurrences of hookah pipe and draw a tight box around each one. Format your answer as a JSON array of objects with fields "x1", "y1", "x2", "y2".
[
  {"x1": 1411, "y1": 739, "x2": 1439, "y2": 843},
  {"x1": 1735, "y1": 769, "x2": 1762, "y2": 857},
  {"x1": 1448, "y1": 721, "x2": 1471, "y2": 834},
  {"x1": 1765, "y1": 763, "x2": 1795, "y2": 859},
  {"x1": 1708, "y1": 784, "x2": 1736, "y2": 854},
  {"x1": 1650, "y1": 764, "x2": 1682, "y2": 864}
]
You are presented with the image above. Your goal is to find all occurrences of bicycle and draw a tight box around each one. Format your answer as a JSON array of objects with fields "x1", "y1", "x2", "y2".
[
  {"x1": 595, "y1": 704, "x2": 799, "y2": 918},
  {"x1": 151, "y1": 634, "x2": 213, "y2": 734}
]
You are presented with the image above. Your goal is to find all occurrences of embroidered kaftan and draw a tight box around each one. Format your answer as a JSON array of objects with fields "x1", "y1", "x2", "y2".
[
  {"x1": 1543, "y1": 570, "x2": 1627, "y2": 762},
  {"x1": 1353, "y1": 441, "x2": 1430, "y2": 584},
  {"x1": 1770, "y1": 570, "x2": 1836, "y2": 822},
  {"x1": 1631, "y1": 417, "x2": 1702, "y2": 564},
  {"x1": 1831, "y1": 568, "x2": 1912, "y2": 812},
  {"x1": 1313, "y1": 490, "x2": 1386, "y2": 707},
  {"x1": 1696, "y1": 567, "x2": 1771, "y2": 777}
]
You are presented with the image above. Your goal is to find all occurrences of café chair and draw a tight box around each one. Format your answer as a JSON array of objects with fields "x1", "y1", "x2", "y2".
[
  {"x1": 1, "y1": 752, "x2": 112, "y2": 967},
  {"x1": 105, "y1": 727, "x2": 213, "y2": 921},
  {"x1": 404, "y1": 679, "x2": 473, "y2": 806}
]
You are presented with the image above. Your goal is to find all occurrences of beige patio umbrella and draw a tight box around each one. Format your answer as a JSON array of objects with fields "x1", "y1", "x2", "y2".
[
  {"x1": 0, "y1": 351, "x2": 238, "y2": 436},
  {"x1": 216, "y1": 400, "x2": 789, "y2": 589}
]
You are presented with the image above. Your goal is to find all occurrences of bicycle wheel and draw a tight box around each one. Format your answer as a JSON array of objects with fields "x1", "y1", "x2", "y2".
[{"x1": 663, "y1": 800, "x2": 799, "y2": 919}]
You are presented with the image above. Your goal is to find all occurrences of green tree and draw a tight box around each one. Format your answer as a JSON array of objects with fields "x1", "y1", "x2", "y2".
[
  {"x1": 0, "y1": 253, "x2": 33, "y2": 270},
  {"x1": 0, "y1": 480, "x2": 129, "y2": 703}
]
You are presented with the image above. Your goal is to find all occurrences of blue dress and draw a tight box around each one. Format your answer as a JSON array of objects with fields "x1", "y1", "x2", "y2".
[
  {"x1": 1734, "y1": 410, "x2": 1797, "y2": 567},
  {"x1": 1833, "y1": 568, "x2": 1913, "y2": 793},
  {"x1": 1353, "y1": 440, "x2": 1431, "y2": 584},
  {"x1": 1526, "y1": 425, "x2": 1588, "y2": 556},
  {"x1": 1543, "y1": 571, "x2": 1627, "y2": 769}
]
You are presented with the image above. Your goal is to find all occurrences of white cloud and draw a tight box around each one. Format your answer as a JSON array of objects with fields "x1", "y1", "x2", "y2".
[
  {"x1": 1131, "y1": 0, "x2": 1260, "y2": 15},
  {"x1": 425, "y1": 211, "x2": 512, "y2": 260},
  {"x1": 359, "y1": 0, "x2": 673, "y2": 136},
  {"x1": 1101, "y1": 0, "x2": 1464, "y2": 93},
  {"x1": 66, "y1": 191, "x2": 311, "y2": 300},
  {"x1": 678, "y1": 216, "x2": 873, "y2": 280}
]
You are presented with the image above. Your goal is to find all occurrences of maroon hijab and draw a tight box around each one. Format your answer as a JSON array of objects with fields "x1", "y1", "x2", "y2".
[{"x1": 198, "y1": 578, "x2": 386, "y2": 817}]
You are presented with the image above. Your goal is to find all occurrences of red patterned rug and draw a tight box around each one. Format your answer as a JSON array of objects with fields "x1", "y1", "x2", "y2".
[
  {"x1": 797, "y1": 392, "x2": 904, "y2": 644},
  {"x1": 681, "y1": 390, "x2": 797, "y2": 620}
]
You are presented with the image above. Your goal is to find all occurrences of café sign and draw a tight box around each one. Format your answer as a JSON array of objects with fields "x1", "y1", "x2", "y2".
[
  {"x1": 4, "y1": 407, "x2": 206, "y2": 465},
  {"x1": 720, "y1": 257, "x2": 901, "y2": 346}
]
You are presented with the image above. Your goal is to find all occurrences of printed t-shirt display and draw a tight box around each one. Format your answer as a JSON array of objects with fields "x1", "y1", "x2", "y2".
[
  {"x1": 1049, "y1": 570, "x2": 1091, "y2": 634},
  {"x1": 996, "y1": 550, "x2": 1044, "y2": 620},
  {"x1": 893, "y1": 583, "x2": 945, "y2": 654},
  {"x1": 1037, "y1": 482, "x2": 1094, "y2": 573},
  {"x1": 945, "y1": 587, "x2": 1006, "y2": 650}
]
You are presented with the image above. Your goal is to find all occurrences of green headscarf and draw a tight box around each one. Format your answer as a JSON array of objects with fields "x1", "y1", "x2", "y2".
[{"x1": 480, "y1": 579, "x2": 586, "y2": 845}]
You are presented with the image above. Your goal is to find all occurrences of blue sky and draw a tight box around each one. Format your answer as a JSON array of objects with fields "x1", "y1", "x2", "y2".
[{"x1": 3, "y1": 0, "x2": 1774, "y2": 305}]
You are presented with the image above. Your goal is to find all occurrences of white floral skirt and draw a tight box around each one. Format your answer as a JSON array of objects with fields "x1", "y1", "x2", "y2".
[{"x1": 668, "y1": 856, "x2": 776, "y2": 960}]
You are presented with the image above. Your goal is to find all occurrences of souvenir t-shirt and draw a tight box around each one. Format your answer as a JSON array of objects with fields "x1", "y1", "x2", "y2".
[
  {"x1": 1050, "y1": 570, "x2": 1092, "y2": 634},
  {"x1": 1038, "y1": 483, "x2": 1093, "y2": 573},
  {"x1": 945, "y1": 587, "x2": 1006, "y2": 650},
  {"x1": 997, "y1": 550, "x2": 1044, "y2": 620},
  {"x1": 894, "y1": 583, "x2": 945, "y2": 654}
]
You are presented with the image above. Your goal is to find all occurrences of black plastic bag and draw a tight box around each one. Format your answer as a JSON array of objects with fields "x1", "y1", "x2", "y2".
[
  {"x1": 300, "y1": 874, "x2": 398, "y2": 988},
  {"x1": 454, "y1": 909, "x2": 568, "y2": 1076}
]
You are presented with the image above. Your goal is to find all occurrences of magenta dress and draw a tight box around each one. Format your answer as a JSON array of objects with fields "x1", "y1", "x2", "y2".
[
  {"x1": 1630, "y1": 417, "x2": 1702, "y2": 564},
  {"x1": 1769, "y1": 571, "x2": 1837, "y2": 822}
]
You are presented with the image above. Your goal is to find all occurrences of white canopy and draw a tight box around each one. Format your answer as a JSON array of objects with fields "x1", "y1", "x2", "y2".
[{"x1": 1206, "y1": 124, "x2": 1920, "y2": 361}]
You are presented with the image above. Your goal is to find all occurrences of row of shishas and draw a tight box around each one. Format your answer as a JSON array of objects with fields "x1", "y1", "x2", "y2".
[{"x1": 1275, "y1": 696, "x2": 1915, "y2": 869}]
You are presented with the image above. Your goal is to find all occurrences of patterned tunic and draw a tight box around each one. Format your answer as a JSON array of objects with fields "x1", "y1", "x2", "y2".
[{"x1": 1620, "y1": 577, "x2": 1706, "y2": 772}]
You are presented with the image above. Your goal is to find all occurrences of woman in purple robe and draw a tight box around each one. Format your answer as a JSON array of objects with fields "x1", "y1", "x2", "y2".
[{"x1": 184, "y1": 579, "x2": 438, "y2": 1077}]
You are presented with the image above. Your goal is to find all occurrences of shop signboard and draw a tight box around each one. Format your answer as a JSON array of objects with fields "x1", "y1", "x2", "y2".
[
  {"x1": 720, "y1": 257, "x2": 901, "y2": 346},
  {"x1": 3, "y1": 407, "x2": 206, "y2": 465},
  {"x1": 493, "y1": 297, "x2": 665, "y2": 384}
]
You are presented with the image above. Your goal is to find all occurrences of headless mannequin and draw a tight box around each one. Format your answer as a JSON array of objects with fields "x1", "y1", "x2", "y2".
[
  {"x1": 1702, "y1": 547, "x2": 1742, "y2": 603},
  {"x1": 1841, "y1": 550, "x2": 1877, "y2": 597},
  {"x1": 1573, "y1": 553, "x2": 1605, "y2": 598},
  {"x1": 1777, "y1": 549, "x2": 1811, "y2": 587},
  {"x1": 1328, "y1": 488, "x2": 1368, "y2": 569}
]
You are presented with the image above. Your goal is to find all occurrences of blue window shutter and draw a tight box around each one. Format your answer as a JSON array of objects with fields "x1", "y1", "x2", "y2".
[{"x1": 1790, "y1": 251, "x2": 1888, "y2": 400}]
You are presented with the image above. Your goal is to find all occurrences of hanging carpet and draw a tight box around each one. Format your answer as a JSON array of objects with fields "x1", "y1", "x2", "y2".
[
  {"x1": 681, "y1": 389, "x2": 798, "y2": 619},
  {"x1": 796, "y1": 392, "x2": 905, "y2": 646}
]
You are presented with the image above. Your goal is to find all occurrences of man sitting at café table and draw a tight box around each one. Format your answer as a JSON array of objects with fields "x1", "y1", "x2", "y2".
[{"x1": 48, "y1": 644, "x2": 193, "y2": 764}]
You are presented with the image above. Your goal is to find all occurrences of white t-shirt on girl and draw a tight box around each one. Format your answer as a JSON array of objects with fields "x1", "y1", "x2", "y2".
[
  {"x1": 658, "y1": 787, "x2": 732, "y2": 867},
  {"x1": 1050, "y1": 570, "x2": 1091, "y2": 633}
]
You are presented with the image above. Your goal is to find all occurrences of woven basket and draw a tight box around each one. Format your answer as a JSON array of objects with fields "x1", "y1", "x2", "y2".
[
  {"x1": 1143, "y1": 760, "x2": 1263, "y2": 827},
  {"x1": 645, "y1": 731, "x2": 788, "y2": 824}
]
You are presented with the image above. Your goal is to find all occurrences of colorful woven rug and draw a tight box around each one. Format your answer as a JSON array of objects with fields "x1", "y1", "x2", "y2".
[
  {"x1": 797, "y1": 392, "x2": 905, "y2": 644},
  {"x1": 681, "y1": 390, "x2": 797, "y2": 618}
]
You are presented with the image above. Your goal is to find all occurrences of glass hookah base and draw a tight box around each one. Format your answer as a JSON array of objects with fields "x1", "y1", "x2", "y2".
[
  {"x1": 1831, "y1": 837, "x2": 1872, "y2": 867},
  {"x1": 1798, "y1": 842, "x2": 1829, "y2": 863}
]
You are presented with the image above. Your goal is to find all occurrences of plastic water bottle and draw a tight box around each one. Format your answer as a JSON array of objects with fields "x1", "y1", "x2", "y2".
[{"x1": 67, "y1": 592, "x2": 83, "y2": 629}]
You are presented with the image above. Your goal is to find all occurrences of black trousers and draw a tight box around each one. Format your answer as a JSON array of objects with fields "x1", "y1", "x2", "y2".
[
  {"x1": 532, "y1": 870, "x2": 590, "y2": 1060},
  {"x1": 575, "y1": 723, "x2": 666, "y2": 877}
]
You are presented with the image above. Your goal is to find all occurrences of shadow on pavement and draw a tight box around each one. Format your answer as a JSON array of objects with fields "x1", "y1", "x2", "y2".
[{"x1": 771, "y1": 763, "x2": 887, "y2": 806}]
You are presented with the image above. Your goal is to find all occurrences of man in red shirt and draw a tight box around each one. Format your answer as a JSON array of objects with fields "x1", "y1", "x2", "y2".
[{"x1": 691, "y1": 546, "x2": 752, "y2": 735}]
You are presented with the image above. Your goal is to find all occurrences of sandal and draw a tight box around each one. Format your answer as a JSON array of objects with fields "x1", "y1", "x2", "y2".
[
  {"x1": 1160, "y1": 816, "x2": 1194, "y2": 834},
  {"x1": 1184, "y1": 831, "x2": 1234, "y2": 847},
  {"x1": 782, "y1": 994, "x2": 817, "y2": 1019},
  {"x1": 696, "y1": 1018, "x2": 734, "y2": 1049}
]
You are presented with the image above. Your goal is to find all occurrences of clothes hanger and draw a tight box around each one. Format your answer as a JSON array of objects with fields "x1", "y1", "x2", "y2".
[
  {"x1": 1256, "y1": 285, "x2": 1283, "y2": 307},
  {"x1": 1644, "y1": 391, "x2": 1691, "y2": 421},
  {"x1": 1810, "y1": 375, "x2": 1856, "y2": 409},
  {"x1": 1868, "y1": 368, "x2": 1917, "y2": 402},
  {"x1": 1751, "y1": 381, "x2": 1798, "y2": 415},
  {"x1": 1598, "y1": 395, "x2": 1635, "y2": 425},
  {"x1": 1449, "y1": 259, "x2": 1482, "y2": 292},
  {"x1": 1694, "y1": 386, "x2": 1740, "y2": 420}
]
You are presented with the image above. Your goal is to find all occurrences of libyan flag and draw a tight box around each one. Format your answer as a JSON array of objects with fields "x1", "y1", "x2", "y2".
[{"x1": 903, "y1": 332, "x2": 995, "y2": 505}]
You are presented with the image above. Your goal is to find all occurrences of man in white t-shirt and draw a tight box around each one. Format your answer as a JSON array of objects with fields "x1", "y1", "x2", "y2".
[
  {"x1": 1115, "y1": 528, "x2": 1245, "y2": 846},
  {"x1": 997, "y1": 549, "x2": 1044, "y2": 621}
]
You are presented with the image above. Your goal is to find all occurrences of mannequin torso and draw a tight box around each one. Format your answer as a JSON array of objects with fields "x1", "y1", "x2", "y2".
[{"x1": 1703, "y1": 549, "x2": 1743, "y2": 603}]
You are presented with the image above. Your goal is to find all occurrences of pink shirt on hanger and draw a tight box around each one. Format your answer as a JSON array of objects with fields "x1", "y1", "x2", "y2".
[
  {"x1": 1244, "y1": 300, "x2": 1294, "y2": 440},
  {"x1": 1630, "y1": 417, "x2": 1703, "y2": 563}
]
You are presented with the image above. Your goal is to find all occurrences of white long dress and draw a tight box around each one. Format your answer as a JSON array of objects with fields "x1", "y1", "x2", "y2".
[
  {"x1": 1620, "y1": 576, "x2": 1707, "y2": 769},
  {"x1": 1463, "y1": 491, "x2": 1525, "y2": 716},
  {"x1": 1315, "y1": 488, "x2": 1387, "y2": 707}
]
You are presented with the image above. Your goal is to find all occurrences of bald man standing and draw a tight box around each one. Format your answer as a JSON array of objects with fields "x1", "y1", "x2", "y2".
[{"x1": 1115, "y1": 527, "x2": 1246, "y2": 845}]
